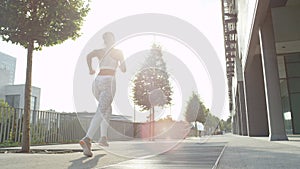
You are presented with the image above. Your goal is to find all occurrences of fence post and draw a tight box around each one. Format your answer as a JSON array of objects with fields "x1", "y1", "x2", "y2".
[{"x1": 0, "y1": 107, "x2": 4, "y2": 142}]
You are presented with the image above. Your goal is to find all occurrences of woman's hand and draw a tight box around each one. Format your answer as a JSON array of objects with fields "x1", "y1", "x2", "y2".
[{"x1": 89, "y1": 69, "x2": 95, "y2": 75}]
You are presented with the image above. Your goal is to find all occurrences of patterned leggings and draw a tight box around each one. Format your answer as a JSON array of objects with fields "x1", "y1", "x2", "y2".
[{"x1": 86, "y1": 75, "x2": 116, "y2": 139}]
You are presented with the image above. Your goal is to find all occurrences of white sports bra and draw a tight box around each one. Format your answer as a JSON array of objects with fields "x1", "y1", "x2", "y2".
[{"x1": 99, "y1": 53, "x2": 118, "y2": 70}]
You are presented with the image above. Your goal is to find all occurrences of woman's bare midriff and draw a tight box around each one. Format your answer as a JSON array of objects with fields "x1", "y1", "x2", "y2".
[{"x1": 98, "y1": 69, "x2": 115, "y2": 76}]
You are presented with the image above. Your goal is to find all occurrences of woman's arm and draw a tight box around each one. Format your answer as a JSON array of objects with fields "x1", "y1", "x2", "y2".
[
  {"x1": 117, "y1": 50, "x2": 126, "y2": 73},
  {"x1": 86, "y1": 50, "x2": 102, "y2": 75}
]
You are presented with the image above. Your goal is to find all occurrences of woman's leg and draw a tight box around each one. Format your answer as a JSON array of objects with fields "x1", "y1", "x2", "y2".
[
  {"x1": 99, "y1": 105, "x2": 112, "y2": 146},
  {"x1": 87, "y1": 76, "x2": 115, "y2": 139},
  {"x1": 99, "y1": 77, "x2": 115, "y2": 146},
  {"x1": 80, "y1": 76, "x2": 113, "y2": 156},
  {"x1": 100, "y1": 105, "x2": 112, "y2": 138},
  {"x1": 86, "y1": 88, "x2": 113, "y2": 139}
]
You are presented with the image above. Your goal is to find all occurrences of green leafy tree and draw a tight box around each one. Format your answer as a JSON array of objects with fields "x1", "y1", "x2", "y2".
[
  {"x1": 212, "y1": 116, "x2": 231, "y2": 133},
  {"x1": 0, "y1": 99, "x2": 16, "y2": 142},
  {"x1": 185, "y1": 92, "x2": 207, "y2": 123},
  {"x1": 132, "y1": 44, "x2": 173, "y2": 111},
  {"x1": 204, "y1": 113, "x2": 220, "y2": 135},
  {"x1": 222, "y1": 116, "x2": 232, "y2": 132},
  {"x1": 196, "y1": 103, "x2": 208, "y2": 124},
  {"x1": 185, "y1": 92, "x2": 207, "y2": 136},
  {"x1": 0, "y1": 99, "x2": 9, "y2": 107},
  {"x1": 0, "y1": 0, "x2": 89, "y2": 152},
  {"x1": 0, "y1": 99, "x2": 10, "y2": 121},
  {"x1": 185, "y1": 92, "x2": 200, "y2": 123},
  {"x1": 132, "y1": 44, "x2": 173, "y2": 140}
]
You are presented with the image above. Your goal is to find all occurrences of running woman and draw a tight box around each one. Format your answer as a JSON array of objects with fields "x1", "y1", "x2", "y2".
[{"x1": 80, "y1": 32, "x2": 126, "y2": 157}]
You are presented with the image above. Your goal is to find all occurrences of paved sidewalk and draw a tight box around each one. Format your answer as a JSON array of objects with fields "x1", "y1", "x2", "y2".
[
  {"x1": 102, "y1": 137, "x2": 226, "y2": 169},
  {"x1": 0, "y1": 137, "x2": 225, "y2": 169},
  {"x1": 0, "y1": 134, "x2": 299, "y2": 169},
  {"x1": 0, "y1": 143, "x2": 127, "y2": 169},
  {"x1": 217, "y1": 134, "x2": 300, "y2": 169}
]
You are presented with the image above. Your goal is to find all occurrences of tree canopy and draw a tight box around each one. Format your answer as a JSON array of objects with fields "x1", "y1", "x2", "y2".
[
  {"x1": 0, "y1": 0, "x2": 89, "y2": 50},
  {"x1": 185, "y1": 92, "x2": 207, "y2": 123},
  {"x1": 132, "y1": 44, "x2": 173, "y2": 111}
]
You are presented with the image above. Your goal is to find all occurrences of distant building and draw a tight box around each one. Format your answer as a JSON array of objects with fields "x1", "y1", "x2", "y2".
[
  {"x1": 4, "y1": 85, "x2": 40, "y2": 110},
  {"x1": 0, "y1": 52, "x2": 40, "y2": 110},
  {"x1": 0, "y1": 52, "x2": 16, "y2": 99}
]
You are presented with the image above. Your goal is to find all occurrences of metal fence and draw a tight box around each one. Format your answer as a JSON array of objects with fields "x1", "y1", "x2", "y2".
[
  {"x1": 0, "y1": 106, "x2": 85, "y2": 144},
  {"x1": 0, "y1": 106, "x2": 194, "y2": 144},
  {"x1": 0, "y1": 106, "x2": 137, "y2": 144}
]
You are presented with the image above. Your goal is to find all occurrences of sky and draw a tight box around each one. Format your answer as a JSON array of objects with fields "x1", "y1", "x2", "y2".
[{"x1": 0, "y1": 0, "x2": 228, "y2": 121}]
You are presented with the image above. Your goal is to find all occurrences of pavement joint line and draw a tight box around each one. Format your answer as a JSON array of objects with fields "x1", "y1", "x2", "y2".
[
  {"x1": 96, "y1": 140, "x2": 186, "y2": 168},
  {"x1": 212, "y1": 143, "x2": 227, "y2": 169},
  {"x1": 97, "y1": 145, "x2": 179, "y2": 168}
]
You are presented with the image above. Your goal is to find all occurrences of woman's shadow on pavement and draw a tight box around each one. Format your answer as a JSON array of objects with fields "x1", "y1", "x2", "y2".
[{"x1": 68, "y1": 154, "x2": 106, "y2": 169}]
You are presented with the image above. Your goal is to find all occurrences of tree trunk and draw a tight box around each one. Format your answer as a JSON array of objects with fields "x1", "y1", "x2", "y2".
[
  {"x1": 148, "y1": 107, "x2": 155, "y2": 141},
  {"x1": 21, "y1": 41, "x2": 34, "y2": 153},
  {"x1": 152, "y1": 107, "x2": 155, "y2": 141},
  {"x1": 149, "y1": 110, "x2": 152, "y2": 141},
  {"x1": 195, "y1": 121, "x2": 198, "y2": 137}
]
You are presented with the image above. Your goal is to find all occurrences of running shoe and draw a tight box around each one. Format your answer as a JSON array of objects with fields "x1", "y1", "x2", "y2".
[
  {"x1": 99, "y1": 137, "x2": 109, "y2": 147},
  {"x1": 79, "y1": 137, "x2": 93, "y2": 157}
]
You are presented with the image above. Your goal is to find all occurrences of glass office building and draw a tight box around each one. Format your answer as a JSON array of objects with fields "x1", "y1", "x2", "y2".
[
  {"x1": 221, "y1": 0, "x2": 300, "y2": 138},
  {"x1": 0, "y1": 51, "x2": 16, "y2": 85},
  {"x1": 0, "y1": 52, "x2": 41, "y2": 110}
]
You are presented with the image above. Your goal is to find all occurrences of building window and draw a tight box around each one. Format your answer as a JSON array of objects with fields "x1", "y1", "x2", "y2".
[
  {"x1": 31, "y1": 96, "x2": 37, "y2": 110},
  {"x1": 278, "y1": 56, "x2": 293, "y2": 134},
  {"x1": 278, "y1": 53, "x2": 300, "y2": 134},
  {"x1": 285, "y1": 53, "x2": 300, "y2": 134},
  {"x1": 5, "y1": 95, "x2": 20, "y2": 108}
]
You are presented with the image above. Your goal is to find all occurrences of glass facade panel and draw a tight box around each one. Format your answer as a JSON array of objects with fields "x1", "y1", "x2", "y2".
[
  {"x1": 290, "y1": 93, "x2": 300, "y2": 134},
  {"x1": 279, "y1": 79, "x2": 292, "y2": 134},
  {"x1": 30, "y1": 96, "x2": 37, "y2": 110},
  {"x1": 0, "y1": 52, "x2": 16, "y2": 85},
  {"x1": 288, "y1": 78, "x2": 300, "y2": 93},
  {"x1": 278, "y1": 56, "x2": 292, "y2": 134},
  {"x1": 286, "y1": 63, "x2": 300, "y2": 77},
  {"x1": 280, "y1": 80, "x2": 290, "y2": 112},
  {"x1": 284, "y1": 53, "x2": 300, "y2": 134},
  {"x1": 285, "y1": 53, "x2": 300, "y2": 63}
]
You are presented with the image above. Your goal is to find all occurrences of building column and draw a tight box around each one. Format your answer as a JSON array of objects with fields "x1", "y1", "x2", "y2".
[
  {"x1": 238, "y1": 81, "x2": 248, "y2": 136},
  {"x1": 236, "y1": 56, "x2": 248, "y2": 136},
  {"x1": 235, "y1": 92, "x2": 242, "y2": 135},
  {"x1": 244, "y1": 55, "x2": 269, "y2": 136},
  {"x1": 232, "y1": 113, "x2": 237, "y2": 134},
  {"x1": 258, "y1": 8, "x2": 288, "y2": 141}
]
